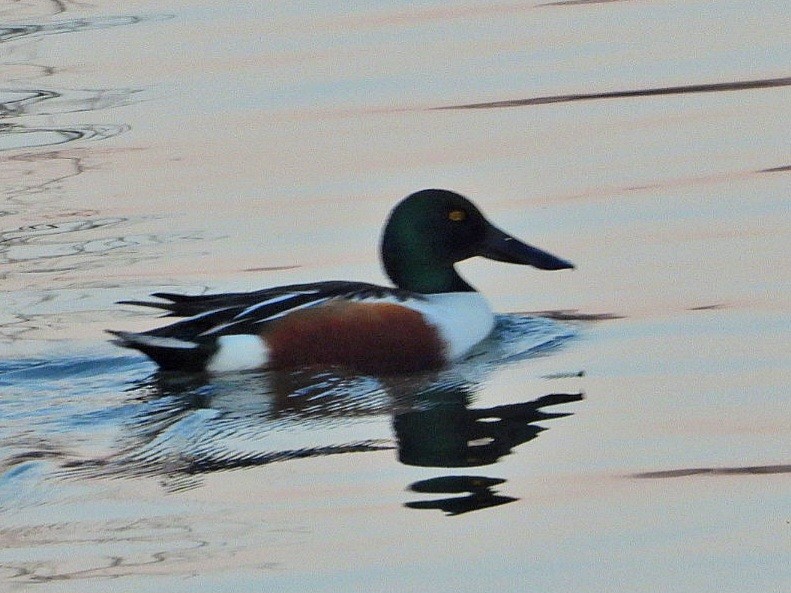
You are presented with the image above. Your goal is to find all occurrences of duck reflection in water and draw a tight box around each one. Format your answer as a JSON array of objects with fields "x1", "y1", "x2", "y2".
[
  {"x1": 68, "y1": 316, "x2": 581, "y2": 510},
  {"x1": 406, "y1": 476, "x2": 515, "y2": 516},
  {"x1": 395, "y1": 388, "x2": 583, "y2": 515}
]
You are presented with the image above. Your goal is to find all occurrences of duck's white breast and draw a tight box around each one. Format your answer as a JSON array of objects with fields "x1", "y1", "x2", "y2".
[{"x1": 407, "y1": 292, "x2": 495, "y2": 360}]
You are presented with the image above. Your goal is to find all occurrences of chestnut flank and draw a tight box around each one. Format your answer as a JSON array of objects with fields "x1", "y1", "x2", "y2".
[{"x1": 263, "y1": 302, "x2": 446, "y2": 373}]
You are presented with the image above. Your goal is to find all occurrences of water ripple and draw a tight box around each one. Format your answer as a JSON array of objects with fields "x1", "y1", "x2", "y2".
[
  {"x1": 0, "y1": 14, "x2": 171, "y2": 44},
  {"x1": 0, "y1": 122, "x2": 130, "y2": 152},
  {"x1": 0, "y1": 216, "x2": 206, "y2": 277},
  {"x1": 0, "y1": 0, "x2": 71, "y2": 19},
  {"x1": 0, "y1": 87, "x2": 143, "y2": 118}
]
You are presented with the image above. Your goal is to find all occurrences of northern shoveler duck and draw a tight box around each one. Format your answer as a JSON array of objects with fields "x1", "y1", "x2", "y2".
[{"x1": 109, "y1": 189, "x2": 574, "y2": 374}]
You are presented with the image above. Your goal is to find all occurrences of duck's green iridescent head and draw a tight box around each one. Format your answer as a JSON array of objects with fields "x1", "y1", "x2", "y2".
[{"x1": 380, "y1": 189, "x2": 574, "y2": 294}]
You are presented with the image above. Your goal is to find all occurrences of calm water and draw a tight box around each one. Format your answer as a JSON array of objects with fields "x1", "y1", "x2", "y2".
[{"x1": 1, "y1": 1, "x2": 789, "y2": 592}]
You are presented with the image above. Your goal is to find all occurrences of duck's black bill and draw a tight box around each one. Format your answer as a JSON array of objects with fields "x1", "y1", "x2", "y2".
[{"x1": 481, "y1": 226, "x2": 574, "y2": 270}]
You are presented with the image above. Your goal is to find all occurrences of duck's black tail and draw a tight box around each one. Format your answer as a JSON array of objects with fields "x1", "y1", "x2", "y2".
[{"x1": 107, "y1": 330, "x2": 217, "y2": 371}]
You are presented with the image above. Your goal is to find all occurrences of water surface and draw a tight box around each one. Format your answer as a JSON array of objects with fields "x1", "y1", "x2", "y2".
[{"x1": 0, "y1": 1, "x2": 788, "y2": 591}]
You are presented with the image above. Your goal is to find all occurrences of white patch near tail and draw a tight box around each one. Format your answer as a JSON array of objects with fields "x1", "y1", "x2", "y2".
[{"x1": 206, "y1": 334, "x2": 269, "y2": 372}]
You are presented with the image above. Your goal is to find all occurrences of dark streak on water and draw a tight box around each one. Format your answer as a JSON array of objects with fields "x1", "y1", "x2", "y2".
[
  {"x1": 539, "y1": 0, "x2": 630, "y2": 6},
  {"x1": 688, "y1": 304, "x2": 726, "y2": 311},
  {"x1": 434, "y1": 77, "x2": 791, "y2": 110},
  {"x1": 243, "y1": 265, "x2": 303, "y2": 273},
  {"x1": 758, "y1": 164, "x2": 791, "y2": 173},
  {"x1": 632, "y1": 465, "x2": 791, "y2": 479},
  {"x1": 525, "y1": 310, "x2": 624, "y2": 322}
]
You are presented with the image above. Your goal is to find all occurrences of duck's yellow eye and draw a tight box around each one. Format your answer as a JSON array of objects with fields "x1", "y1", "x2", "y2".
[{"x1": 448, "y1": 209, "x2": 467, "y2": 222}]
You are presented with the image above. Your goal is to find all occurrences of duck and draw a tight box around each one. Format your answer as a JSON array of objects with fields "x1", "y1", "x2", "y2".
[{"x1": 108, "y1": 189, "x2": 574, "y2": 374}]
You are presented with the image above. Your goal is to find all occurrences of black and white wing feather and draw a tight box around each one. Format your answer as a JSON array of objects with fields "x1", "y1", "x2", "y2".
[{"x1": 114, "y1": 281, "x2": 422, "y2": 342}]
